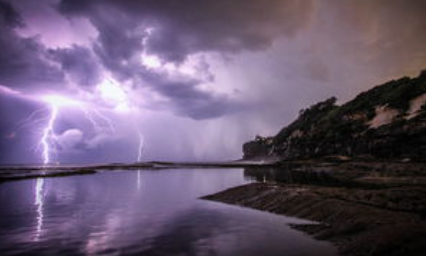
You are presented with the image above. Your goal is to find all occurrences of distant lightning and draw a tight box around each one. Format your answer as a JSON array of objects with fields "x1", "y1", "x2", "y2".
[
  {"x1": 92, "y1": 109, "x2": 116, "y2": 133},
  {"x1": 15, "y1": 107, "x2": 49, "y2": 132},
  {"x1": 81, "y1": 107, "x2": 102, "y2": 134}
]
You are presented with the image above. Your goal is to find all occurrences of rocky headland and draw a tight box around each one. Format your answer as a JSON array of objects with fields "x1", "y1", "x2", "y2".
[
  {"x1": 205, "y1": 70, "x2": 426, "y2": 256},
  {"x1": 243, "y1": 70, "x2": 426, "y2": 162}
]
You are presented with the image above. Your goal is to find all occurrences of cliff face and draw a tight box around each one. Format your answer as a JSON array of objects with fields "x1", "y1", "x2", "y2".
[{"x1": 243, "y1": 70, "x2": 426, "y2": 161}]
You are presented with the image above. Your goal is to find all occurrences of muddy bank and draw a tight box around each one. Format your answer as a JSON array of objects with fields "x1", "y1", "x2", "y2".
[{"x1": 203, "y1": 162, "x2": 426, "y2": 256}]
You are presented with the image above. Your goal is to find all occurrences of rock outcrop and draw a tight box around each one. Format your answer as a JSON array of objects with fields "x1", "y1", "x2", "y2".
[{"x1": 243, "y1": 70, "x2": 426, "y2": 161}]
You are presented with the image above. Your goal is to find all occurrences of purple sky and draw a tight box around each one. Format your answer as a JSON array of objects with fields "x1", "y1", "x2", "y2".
[{"x1": 0, "y1": 0, "x2": 426, "y2": 164}]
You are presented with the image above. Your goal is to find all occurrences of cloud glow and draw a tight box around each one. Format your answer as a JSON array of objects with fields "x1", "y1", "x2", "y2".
[
  {"x1": 41, "y1": 94, "x2": 82, "y2": 108},
  {"x1": 97, "y1": 78, "x2": 130, "y2": 112},
  {"x1": 142, "y1": 54, "x2": 162, "y2": 69}
]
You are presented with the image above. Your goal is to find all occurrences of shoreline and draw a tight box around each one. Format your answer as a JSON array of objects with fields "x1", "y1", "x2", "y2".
[
  {"x1": 2, "y1": 158, "x2": 426, "y2": 184},
  {"x1": 202, "y1": 161, "x2": 426, "y2": 256},
  {"x1": 203, "y1": 183, "x2": 426, "y2": 256},
  {"x1": 0, "y1": 160, "x2": 278, "y2": 183}
]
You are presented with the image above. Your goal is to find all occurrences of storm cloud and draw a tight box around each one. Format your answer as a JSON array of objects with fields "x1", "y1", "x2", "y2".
[
  {"x1": 58, "y1": 0, "x2": 314, "y2": 62},
  {"x1": 55, "y1": 0, "x2": 315, "y2": 119},
  {"x1": 0, "y1": 0, "x2": 426, "y2": 164},
  {"x1": 0, "y1": 0, "x2": 64, "y2": 91},
  {"x1": 49, "y1": 45, "x2": 101, "y2": 87}
]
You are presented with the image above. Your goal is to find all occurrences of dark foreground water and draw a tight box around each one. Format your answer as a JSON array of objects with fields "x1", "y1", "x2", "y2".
[{"x1": 0, "y1": 168, "x2": 337, "y2": 256}]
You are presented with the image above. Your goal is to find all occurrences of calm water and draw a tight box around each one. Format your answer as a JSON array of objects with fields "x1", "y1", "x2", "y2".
[{"x1": 0, "y1": 168, "x2": 337, "y2": 256}]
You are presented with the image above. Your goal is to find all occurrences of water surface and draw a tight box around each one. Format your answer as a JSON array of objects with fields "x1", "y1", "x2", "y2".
[{"x1": 0, "y1": 168, "x2": 337, "y2": 256}]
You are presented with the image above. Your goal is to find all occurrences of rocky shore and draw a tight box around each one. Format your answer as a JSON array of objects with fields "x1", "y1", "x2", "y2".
[
  {"x1": 203, "y1": 161, "x2": 426, "y2": 256},
  {"x1": 220, "y1": 70, "x2": 426, "y2": 255}
]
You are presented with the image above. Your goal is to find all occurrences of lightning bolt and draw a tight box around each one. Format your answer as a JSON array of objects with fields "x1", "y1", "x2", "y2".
[
  {"x1": 40, "y1": 105, "x2": 58, "y2": 165},
  {"x1": 34, "y1": 95, "x2": 116, "y2": 165},
  {"x1": 92, "y1": 109, "x2": 115, "y2": 133},
  {"x1": 3, "y1": 76, "x2": 136, "y2": 165},
  {"x1": 15, "y1": 107, "x2": 49, "y2": 132}
]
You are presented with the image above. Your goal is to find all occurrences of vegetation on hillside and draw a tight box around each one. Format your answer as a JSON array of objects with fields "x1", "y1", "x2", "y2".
[{"x1": 245, "y1": 70, "x2": 426, "y2": 160}]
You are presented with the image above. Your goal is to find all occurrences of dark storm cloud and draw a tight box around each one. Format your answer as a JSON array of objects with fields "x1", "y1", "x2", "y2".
[
  {"x1": 125, "y1": 0, "x2": 313, "y2": 63},
  {"x1": 89, "y1": 7, "x2": 146, "y2": 80},
  {"x1": 74, "y1": 4, "x2": 237, "y2": 119},
  {"x1": 0, "y1": 0, "x2": 22, "y2": 26},
  {"x1": 49, "y1": 45, "x2": 101, "y2": 87},
  {"x1": 0, "y1": 0, "x2": 64, "y2": 90},
  {"x1": 144, "y1": 73, "x2": 242, "y2": 119},
  {"x1": 56, "y1": 0, "x2": 314, "y2": 119},
  {"x1": 59, "y1": 0, "x2": 314, "y2": 62}
]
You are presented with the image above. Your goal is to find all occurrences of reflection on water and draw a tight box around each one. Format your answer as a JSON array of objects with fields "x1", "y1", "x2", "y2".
[
  {"x1": 0, "y1": 168, "x2": 337, "y2": 256},
  {"x1": 244, "y1": 166, "x2": 347, "y2": 187},
  {"x1": 137, "y1": 170, "x2": 141, "y2": 191},
  {"x1": 34, "y1": 178, "x2": 44, "y2": 241}
]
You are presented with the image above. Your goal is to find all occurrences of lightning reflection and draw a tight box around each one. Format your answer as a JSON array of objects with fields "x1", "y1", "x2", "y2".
[
  {"x1": 34, "y1": 178, "x2": 44, "y2": 241},
  {"x1": 137, "y1": 132, "x2": 145, "y2": 190},
  {"x1": 137, "y1": 132, "x2": 144, "y2": 163}
]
